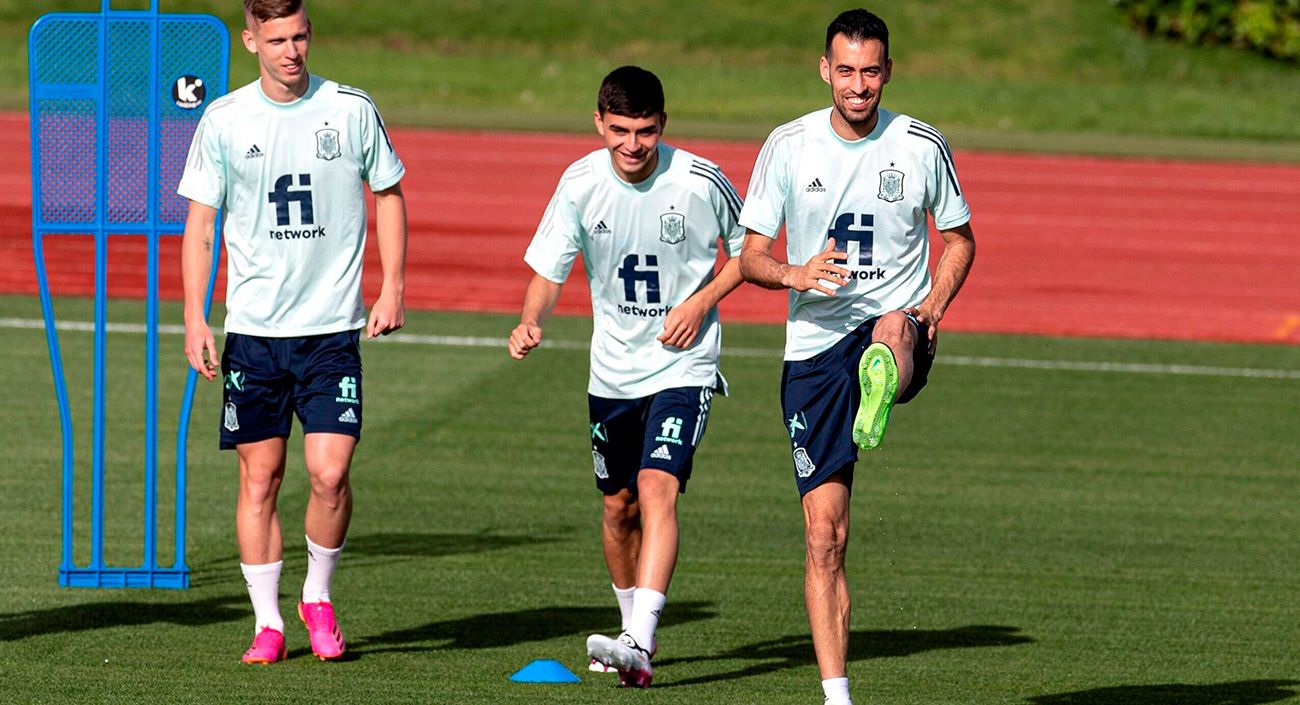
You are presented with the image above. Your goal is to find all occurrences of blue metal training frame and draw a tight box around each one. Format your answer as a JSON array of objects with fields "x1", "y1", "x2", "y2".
[{"x1": 29, "y1": 1, "x2": 228, "y2": 588}]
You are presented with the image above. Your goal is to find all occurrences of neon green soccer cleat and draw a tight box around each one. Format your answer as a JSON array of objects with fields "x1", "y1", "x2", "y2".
[{"x1": 852, "y1": 342, "x2": 899, "y2": 450}]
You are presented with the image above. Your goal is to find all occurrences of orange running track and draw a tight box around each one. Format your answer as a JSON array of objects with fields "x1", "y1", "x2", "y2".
[{"x1": 3, "y1": 112, "x2": 1298, "y2": 345}]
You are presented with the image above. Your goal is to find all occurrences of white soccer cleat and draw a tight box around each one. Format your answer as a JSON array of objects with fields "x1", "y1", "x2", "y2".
[
  {"x1": 587, "y1": 636, "x2": 656, "y2": 673},
  {"x1": 586, "y1": 632, "x2": 653, "y2": 688}
]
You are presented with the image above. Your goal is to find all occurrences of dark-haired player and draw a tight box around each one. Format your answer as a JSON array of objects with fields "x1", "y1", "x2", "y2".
[
  {"x1": 509, "y1": 65, "x2": 745, "y2": 688},
  {"x1": 739, "y1": 9, "x2": 976, "y2": 704}
]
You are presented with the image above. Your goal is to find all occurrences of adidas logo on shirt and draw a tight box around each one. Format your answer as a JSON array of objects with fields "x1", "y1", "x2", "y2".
[
  {"x1": 338, "y1": 408, "x2": 358, "y2": 424},
  {"x1": 244, "y1": 144, "x2": 264, "y2": 159},
  {"x1": 592, "y1": 220, "x2": 611, "y2": 235},
  {"x1": 805, "y1": 178, "x2": 826, "y2": 193},
  {"x1": 650, "y1": 444, "x2": 672, "y2": 461}
]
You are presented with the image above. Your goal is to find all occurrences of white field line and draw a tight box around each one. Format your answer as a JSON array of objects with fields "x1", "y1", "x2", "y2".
[{"x1": 3, "y1": 317, "x2": 1297, "y2": 381}]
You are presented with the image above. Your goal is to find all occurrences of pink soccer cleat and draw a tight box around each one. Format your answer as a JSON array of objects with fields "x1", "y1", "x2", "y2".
[
  {"x1": 297, "y1": 601, "x2": 346, "y2": 660},
  {"x1": 241, "y1": 627, "x2": 286, "y2": 664}
]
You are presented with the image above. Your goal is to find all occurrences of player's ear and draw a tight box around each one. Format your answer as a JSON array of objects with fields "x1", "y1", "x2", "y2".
[
  {"x1": 241, "y1": 28, "x2": 257, "y2": 54},
  {"x1": 819, "y1": 55, "x2": 832, "y2": 85},
  {"x1": 659, "y1": 112, "x2": 668, "y2": 134},
  {"x1": 593, "y1": 110, "x2": 605, "y2": 136},
  {"x1": 883, "y1": 57, "x2": 893, "y2": 84}
]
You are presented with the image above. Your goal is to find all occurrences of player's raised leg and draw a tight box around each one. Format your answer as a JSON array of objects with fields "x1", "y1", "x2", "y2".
[
  {"x1": 298, "y1": 432, "x2": 356, "y2": 661},
  {"x1": 802, "y1": 474, "x2": 853, "y2": 705},
  {"x1": 852, "y1": 311, "x2": 917, "y2": 450}
]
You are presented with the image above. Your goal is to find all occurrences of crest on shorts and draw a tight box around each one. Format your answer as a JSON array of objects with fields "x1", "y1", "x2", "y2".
[
  {"x1": 315, "y1": 128, "x2": 341, "y2": 161},
  {"x1": 793, "y1": 446, "x2": 816, "y2": 478},
  {"x1": 877, "y1": 169, "x2": 904, "y2": 203},
  {"x1": 659, "y1": 212, "x2": 686, "y2": 245},
  {"x1": 223, "y1": 402, "x2": 240, "y2": 432},
  {"x1": 592, "y1": 450, "x2": 609, "y2": 479}
]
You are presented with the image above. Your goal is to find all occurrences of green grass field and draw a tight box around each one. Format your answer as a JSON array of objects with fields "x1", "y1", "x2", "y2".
[
  {"x1": 2, "y1": 0, "x2": 1299, "y2": 160},
  {"x1": 1, "y1": 293, "x2": 1297, "y2": 704}
]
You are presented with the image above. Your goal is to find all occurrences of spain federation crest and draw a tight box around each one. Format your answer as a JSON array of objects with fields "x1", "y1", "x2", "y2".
[
  {"x1": 877, "y1": 168, "x2": 905, "y2": 203},
  {"x1": 793, "y1": 446, "x2": 816, "y2": 478},
  {"x1": 315, "y1": 128, "x2": 341, "y2": 161},
  {"x1": 660, "y1": 212, "x2": 686, "y2": 245}
]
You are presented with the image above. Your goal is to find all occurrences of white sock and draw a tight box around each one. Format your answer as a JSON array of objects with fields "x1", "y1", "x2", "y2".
[
  {"x1": 625, "y1": 587, "x2": 665, "y2": 649},
  {"x1": 240, "y1": 561, "x2": 284, "y2": 634},
  {"x1": 822, "y1": 676, "x2": 852, "y2": 705},
  {"x1": 612, "y1": 584, "x2": 636, "y2": 631},
  {"x1": 301, "y1": 535, "x2": 344, "y2": 604}
]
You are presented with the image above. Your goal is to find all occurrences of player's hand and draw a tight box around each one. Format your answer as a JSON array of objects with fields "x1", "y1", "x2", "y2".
[
  {"x1": 183, "y1": 320, "x2": 218, "y2": 381},
  {"x1": 658, "y1": 297, "x2": 708, "y2": 349},
  {"x1": 366, "y1": 291, "x2": 405, "y2": 339},
  {"x1": 904, "y1": 305, "x2": 941, "y2": 355},
  {"x1": 784, "y1": 238, "x2": 848, "y2": 296},
  {"x1": 509, "y1": 323, "x2": 543, "y2": 360}
]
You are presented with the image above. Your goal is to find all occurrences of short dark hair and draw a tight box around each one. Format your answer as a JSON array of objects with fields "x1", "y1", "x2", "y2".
[
  {"x1": 825, "y1": 8, "x2": 889, "y2": 60},
  {"x1": 244, "y1": 0, "x2": 304, "y2": 24},
  {"x1": 596, "y1": 66, "x2": 665, "y2": 118}
]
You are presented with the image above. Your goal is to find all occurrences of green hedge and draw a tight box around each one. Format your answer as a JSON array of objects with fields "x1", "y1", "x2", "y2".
[{"x1": 1113, "y1": 0, "x2": 1300, "y2": 61}]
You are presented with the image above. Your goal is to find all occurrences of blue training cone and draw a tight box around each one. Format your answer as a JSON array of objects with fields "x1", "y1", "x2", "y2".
[{"x1": 509, "y1": 659, "x2": 581, "y2": 683}]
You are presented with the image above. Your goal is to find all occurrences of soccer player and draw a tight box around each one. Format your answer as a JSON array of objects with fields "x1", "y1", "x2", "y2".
[
  {"x1": 179, "y1": 0, "x2": 407, "y2": 664},
  {"x1": 737, "y1": 9, "x2": 976, "y2": 705},
  {"x1": 508, "y1": 66, "x2": 745, "y2": 688}
]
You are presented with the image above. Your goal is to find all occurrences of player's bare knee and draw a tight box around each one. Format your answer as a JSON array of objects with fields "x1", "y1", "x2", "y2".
[
  {"x1": 238, "y1": 465, "x2": 282, "y2": 503},
  {"x1": 308, "y1": 466, "x2": 350, "y2": 502},
  {"x1": 803, "y1": 518, "x2": 848, "y2": 568},
  {"x1": 239, "y1": 484, "x2": 279, "y2": 513},
  {"x1": 603, "y1": 490, "x2": 639, "y2": 525},
  {"x1": 635, "y1": 469, "x2": 680, "y2": 511},
  {"x1": 872, "y1": 311, "x2": 914, "y2": 350}
]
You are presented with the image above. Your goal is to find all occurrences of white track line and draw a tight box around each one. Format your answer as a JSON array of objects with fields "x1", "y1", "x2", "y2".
[{"x1": 2, "y1": 317, "x2": 1297, "y2": 380}]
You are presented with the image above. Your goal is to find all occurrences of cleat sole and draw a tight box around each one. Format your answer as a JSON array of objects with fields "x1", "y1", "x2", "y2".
[{"x1": 852, "y1": 342, "x2": 899, "y2": 450}]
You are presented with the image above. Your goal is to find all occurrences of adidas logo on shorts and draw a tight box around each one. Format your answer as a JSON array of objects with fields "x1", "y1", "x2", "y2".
[
  {"x1": 592, "y1": 220, "x2": 611, "y2": 235},
  {"x1": 338, "y1": 408, "x2": 358, "y2": 424},
  {"x1": 650, "y1": 444, "x2": 672, "y2": 461},
  {"x1": 244, "y1": 144, "x2": 264, "y2": 159},
  {"x1": 805, "y1": 178, "x2": 826, "y2": 193}
]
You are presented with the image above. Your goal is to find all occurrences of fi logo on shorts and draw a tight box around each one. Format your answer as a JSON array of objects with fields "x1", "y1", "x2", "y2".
[
  {"x1": 655, "y1": 417, "x2": 684, "y2": 446},
  {"x1": 335, "y1": 376, "x2": 359, "y2": 405}
]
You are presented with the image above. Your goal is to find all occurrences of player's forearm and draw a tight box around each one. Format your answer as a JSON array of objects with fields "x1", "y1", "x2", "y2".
[
  {"x1": 520, "y1": 274, "x2": 563, "y2": 327},
  {"x1": 180, "y1": 204, "x2": 217, "y2": 324},
  {"x1": 374, "y1": 187, "x2": 408, "y2": 298},
  {"x1": 693, "y1": 255, "x2": 745, "y2": 309},
  {"x1": 739, "y1": 235, "x2": 794, "y2": 291},
  {"x1": 920, "y1": 224, "x2": 976, "y2": 317}
]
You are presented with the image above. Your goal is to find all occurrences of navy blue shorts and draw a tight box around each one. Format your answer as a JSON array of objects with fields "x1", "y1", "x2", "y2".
[
  {"x1": 588, "y1": 386, "x2": 715, "y2": 495},
  {"x1": 781, "y1": 314, "x2": 932, "y2": 496},
  {"x1": 219, "y1": 330, "x2": 363, "y2": 450}
]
